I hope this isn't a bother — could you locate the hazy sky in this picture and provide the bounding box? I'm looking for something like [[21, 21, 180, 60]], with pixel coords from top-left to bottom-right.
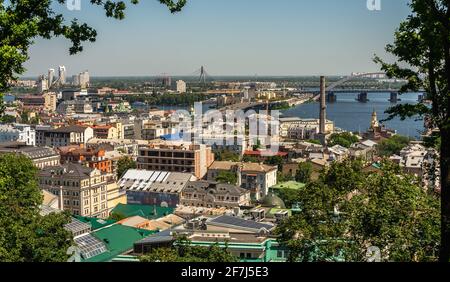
[[23, 0, 411, 77]]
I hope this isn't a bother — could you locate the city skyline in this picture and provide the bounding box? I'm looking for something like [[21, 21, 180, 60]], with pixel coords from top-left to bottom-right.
[[23, 0, 411, 77]]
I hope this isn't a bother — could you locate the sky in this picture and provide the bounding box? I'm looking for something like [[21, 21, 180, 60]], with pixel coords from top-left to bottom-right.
[[23, 0, 412, 77]]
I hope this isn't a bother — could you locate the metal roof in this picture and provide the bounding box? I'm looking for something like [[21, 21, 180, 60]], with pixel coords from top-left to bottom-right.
[[74, 233, 108, 260], [208, 215, 275, 232]]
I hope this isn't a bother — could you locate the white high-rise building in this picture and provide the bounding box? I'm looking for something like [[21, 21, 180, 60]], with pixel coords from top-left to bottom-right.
[[79, 71, 90, 88], [176, 80, 187, 93], [72, 75, 80, 86], [48, 69, 55, 88], [37, 75, 48, 93], [58, 65, 66, 85]]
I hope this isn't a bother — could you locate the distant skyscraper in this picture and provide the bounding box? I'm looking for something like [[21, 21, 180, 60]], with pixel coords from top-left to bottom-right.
[[37, 75, 48, 93], [48, 69, 55, 87], [72, 75, 80, 86], [176, 80, 186, 93], [79, 71, 90, 88], [58, 66, 66, 85]]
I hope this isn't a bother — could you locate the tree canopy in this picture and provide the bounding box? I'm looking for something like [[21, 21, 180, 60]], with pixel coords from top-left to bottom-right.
[[376, 135, 412, 156], [275, 159, 440, 262], [373, 0, 449, 261], [139, 235, 237, 262], [117, 156, 136, 179], [215, 171, 237, 185], [327, 132, 359, 148], [295, 162, 313, 184], [0, 154, 73, 262]]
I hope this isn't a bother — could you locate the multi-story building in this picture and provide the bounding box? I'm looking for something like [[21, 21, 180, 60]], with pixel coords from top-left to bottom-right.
[[0, 142, 60, 169], [176, 80, 187, 93], [141, 123, 175, 141], [390, 143, 440, 191], [57, 100, 93, 114], [48, 69, 55, 87], [35, 125, 94, 147], [0, 124, 35, 146], [92, 125, 119, 139], [87, 138, 147, 157], [207, 161, 277, 200], [198, 134, 247, 155], [58, 65, 67, 85], [279, 117, 335, 139], [17, 92, 56, 112], [137, 141, 214, 179], [58, 145, 113, 174], [180, 181, 251, 209], [38, 163, 109, 218], [118, 169, 193, 207], [79, 71, 90, 88], [37, 75, 48, 93]]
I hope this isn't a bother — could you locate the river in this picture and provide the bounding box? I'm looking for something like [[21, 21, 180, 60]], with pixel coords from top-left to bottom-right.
[[281, 92, 425, 139]]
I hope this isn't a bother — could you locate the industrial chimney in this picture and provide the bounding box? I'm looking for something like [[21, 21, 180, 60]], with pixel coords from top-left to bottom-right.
[[319, 76, 327, 146]]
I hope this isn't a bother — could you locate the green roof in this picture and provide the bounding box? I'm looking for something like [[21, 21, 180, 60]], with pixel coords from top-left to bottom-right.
[[270, 181, 306, 190], [74, 216, 117, 231], [84, 224, 156, 262], [268, 208, 292, 217], [111, 203, 174, 220]]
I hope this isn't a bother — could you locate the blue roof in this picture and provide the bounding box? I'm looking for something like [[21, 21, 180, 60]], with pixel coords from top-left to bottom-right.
[[160, 132, 183, 141]]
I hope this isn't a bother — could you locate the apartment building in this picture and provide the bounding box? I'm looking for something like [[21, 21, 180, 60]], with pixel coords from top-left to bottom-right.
[[137, 141, 214, 179], [35, 125, 94, 147], [207, 161, 277, 200], [92, 125, 119, 139], [118, 169, 193, 207], [180, 181, 251, 209], [0, 142, 60, 169], [58, 145, 113, 174], [38, 163, 109, 218], [0, 124, 35, 146]]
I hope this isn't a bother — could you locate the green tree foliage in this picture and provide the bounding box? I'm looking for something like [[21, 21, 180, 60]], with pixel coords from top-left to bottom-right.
[[108, 211, 126, 221], [275, 188, 301, 209], [277, 171, 294, 183], [117, 156, 136, 178], [214, 149, 240, 162], [242, 155, 259, 163], [264, 156, 284, 170], [275, 159, 440, 262], [0, 154, 73, 262], [373, 0, 449, 261], [295, 162, 313, 183], [376, 135, 412, 156], [304, 139, 322, 145], [252, 139, 262, 151], [215, 171, 237, 185], [328, 132, 359, 148], [139, 236, 237, 262], [0, 0, 186, 113], [0, 114, 15, 123]]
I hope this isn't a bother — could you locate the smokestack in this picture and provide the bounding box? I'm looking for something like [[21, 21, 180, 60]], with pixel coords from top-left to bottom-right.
[[319, 76, 326, 134]]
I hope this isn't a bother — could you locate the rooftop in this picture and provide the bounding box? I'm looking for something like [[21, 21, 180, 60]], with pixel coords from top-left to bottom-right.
[[270, 181, 306, 191], [119, 169, 193, 193], [111, 203, 174, 220], [84, 224, 156, 262], [74, 216, 117, 231], [208, 161, 277, 173]]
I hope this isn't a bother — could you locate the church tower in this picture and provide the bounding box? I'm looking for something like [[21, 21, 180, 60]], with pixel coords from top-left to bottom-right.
[[370, 109, 379, 129]]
